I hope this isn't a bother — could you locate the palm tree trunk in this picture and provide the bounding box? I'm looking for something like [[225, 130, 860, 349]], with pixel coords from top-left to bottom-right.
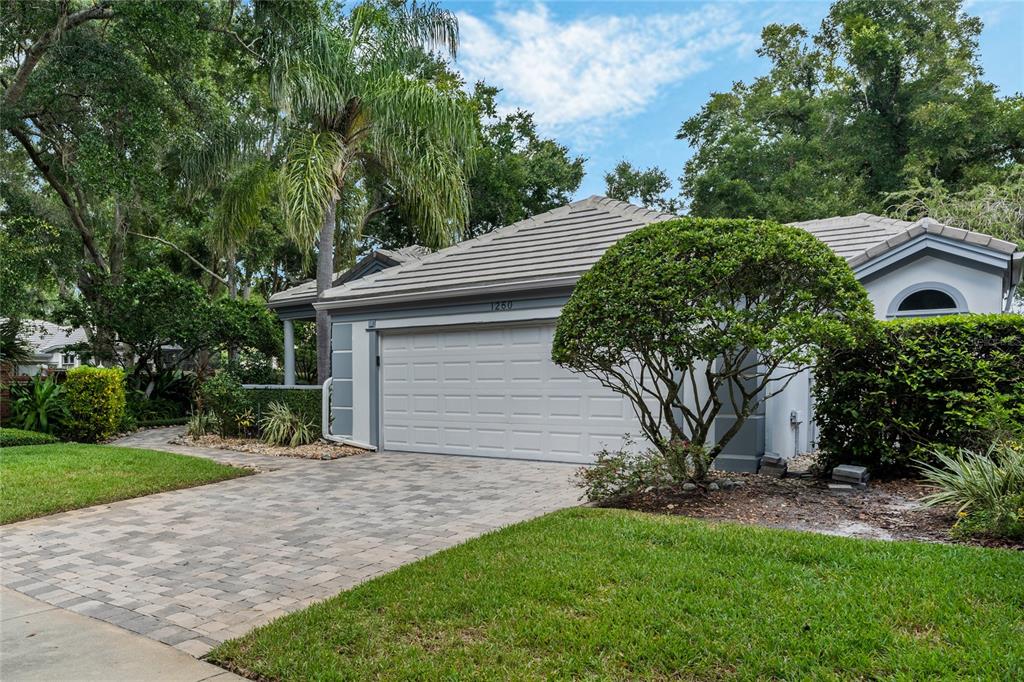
[[316, 199, 337, 384]]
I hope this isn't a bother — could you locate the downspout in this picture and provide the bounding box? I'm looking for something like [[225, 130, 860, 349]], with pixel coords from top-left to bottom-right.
[[321, 378, 377, 450], [1003, 252, 1023, 313]]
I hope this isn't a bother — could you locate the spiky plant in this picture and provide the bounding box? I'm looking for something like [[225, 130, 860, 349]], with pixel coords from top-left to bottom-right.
[[260, 401, 317, 447], [918, 443, 1024, 538]]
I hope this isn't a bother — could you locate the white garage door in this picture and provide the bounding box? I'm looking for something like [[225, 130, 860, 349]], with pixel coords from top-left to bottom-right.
[[380, 322, 642, 463]]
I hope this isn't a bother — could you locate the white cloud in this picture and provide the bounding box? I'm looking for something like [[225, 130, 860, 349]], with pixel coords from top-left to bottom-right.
[[455, 2, 755, 144]]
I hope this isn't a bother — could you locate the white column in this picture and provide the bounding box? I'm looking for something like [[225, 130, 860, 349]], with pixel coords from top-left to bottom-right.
[[283, 318, 296, 386]]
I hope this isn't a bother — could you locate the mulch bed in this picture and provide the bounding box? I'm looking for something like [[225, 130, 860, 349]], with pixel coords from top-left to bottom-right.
[[608, 458, 1021, 551], [173, 434, 367, 460]]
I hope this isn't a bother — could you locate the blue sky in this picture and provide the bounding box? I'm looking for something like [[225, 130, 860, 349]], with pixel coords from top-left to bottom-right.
[[445, 0, 1024, 198]]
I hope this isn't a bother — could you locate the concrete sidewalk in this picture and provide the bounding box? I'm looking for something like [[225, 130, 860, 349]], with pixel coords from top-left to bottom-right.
[[0, 588, 242, 682]]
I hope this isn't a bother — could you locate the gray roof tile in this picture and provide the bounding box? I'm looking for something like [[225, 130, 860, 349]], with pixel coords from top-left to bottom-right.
[[317, 196, 674, 309]]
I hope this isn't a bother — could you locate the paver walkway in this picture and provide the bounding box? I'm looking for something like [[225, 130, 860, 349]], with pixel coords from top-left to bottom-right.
[[0, 428, 579, 657]]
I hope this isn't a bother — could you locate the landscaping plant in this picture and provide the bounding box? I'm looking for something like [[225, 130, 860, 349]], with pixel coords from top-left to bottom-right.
[[63, 367, 127, 443], [0, 427, 59, 447], [918, 442, 1024, 540], [187, 411, 221, 439], [575, 442, 672, 502], [260, 402, 317, 448], [8, 375, 68, 434], [815, 314, 1024, 474], [198, 372, 252, 437], [553, 217, 871, 479]]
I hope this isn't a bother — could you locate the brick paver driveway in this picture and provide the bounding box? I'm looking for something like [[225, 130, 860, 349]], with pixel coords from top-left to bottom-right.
[[0, 428, 579, 657]]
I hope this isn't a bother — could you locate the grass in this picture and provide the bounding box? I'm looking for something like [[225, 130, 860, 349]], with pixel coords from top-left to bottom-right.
[[209, 508, 1024, 681], [0, 443, 250, 524]]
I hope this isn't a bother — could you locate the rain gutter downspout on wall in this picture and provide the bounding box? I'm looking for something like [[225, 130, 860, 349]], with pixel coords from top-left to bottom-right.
[[1004, 252, 1023, 313], [322, 378, 377, 450]]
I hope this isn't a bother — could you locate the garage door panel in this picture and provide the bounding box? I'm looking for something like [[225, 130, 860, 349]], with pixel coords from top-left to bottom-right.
[[381, 322, 642, 462]]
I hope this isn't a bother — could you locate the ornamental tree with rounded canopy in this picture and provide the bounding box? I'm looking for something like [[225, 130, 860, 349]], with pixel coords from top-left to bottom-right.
[[552, 217, 873, 479]]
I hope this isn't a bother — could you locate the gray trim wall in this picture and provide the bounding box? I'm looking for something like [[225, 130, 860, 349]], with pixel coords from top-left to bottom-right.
[[330, 322, 353, 438], [712, 355, 766, 472]]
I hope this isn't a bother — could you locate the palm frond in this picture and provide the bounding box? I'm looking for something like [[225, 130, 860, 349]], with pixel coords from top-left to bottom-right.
[[281, 130, 348, 246], [211, 159, 277, 254]]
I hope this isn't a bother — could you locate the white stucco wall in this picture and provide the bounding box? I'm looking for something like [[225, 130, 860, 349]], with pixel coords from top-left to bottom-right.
[[764, 367, 813, 459], [861, 254, 1005, 318]]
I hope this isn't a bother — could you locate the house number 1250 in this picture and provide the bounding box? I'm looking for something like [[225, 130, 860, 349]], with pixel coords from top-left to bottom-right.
[[490, 300, 513, 311]]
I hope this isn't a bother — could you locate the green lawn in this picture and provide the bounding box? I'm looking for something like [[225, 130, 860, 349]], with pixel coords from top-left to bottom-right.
[[0, 443, 249, 524], [210, 508, 1024, 681]]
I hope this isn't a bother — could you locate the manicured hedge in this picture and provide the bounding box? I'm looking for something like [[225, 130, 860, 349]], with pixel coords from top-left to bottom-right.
[[245, 387, 322, 432], [814, 314, 1024, 474], [0, 427, 59, 447], [64, 367, 128, 443]]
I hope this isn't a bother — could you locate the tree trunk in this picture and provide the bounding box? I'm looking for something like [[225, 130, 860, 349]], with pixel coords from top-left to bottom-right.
[[315, 200, 337, 384]]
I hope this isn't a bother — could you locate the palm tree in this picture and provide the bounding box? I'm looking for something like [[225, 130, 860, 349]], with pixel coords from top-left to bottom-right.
[[277, 1, 477, 382]]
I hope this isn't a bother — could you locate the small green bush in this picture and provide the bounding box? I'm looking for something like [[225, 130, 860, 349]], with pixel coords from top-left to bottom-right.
[[198, 372, 252, 436], [63, 367, 127, 443], [8, 375, 68, 434], [0, 427, 59, 447], [260, 402, 317, 447], [814, 314, 1024, 474], [576, 442, 672, 502], [918, 442, 1024, 540]]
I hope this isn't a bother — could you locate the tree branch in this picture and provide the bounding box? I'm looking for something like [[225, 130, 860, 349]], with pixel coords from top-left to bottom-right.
[[7, 125, 106, 270], [3, 2, 115, 109], [127, 231, 229, 285]]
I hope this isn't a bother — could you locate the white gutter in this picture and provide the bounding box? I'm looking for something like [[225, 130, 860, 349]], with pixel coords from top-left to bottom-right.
[[321, 378, 377, 450]]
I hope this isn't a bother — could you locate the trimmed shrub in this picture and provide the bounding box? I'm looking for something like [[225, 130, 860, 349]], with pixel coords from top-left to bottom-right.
[[814, 314, 1024, 474], [63, 366, 127, 443], [245, 388, 322, 433], [552, 216, 871, 465], [0, 427, 59, 447]]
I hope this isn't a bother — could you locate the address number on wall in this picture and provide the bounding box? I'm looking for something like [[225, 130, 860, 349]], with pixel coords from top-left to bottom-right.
[[490, 300, 514, 311]]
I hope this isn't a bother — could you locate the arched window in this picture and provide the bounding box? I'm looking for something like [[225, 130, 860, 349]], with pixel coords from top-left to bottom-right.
[[887, 283, 967, 318]]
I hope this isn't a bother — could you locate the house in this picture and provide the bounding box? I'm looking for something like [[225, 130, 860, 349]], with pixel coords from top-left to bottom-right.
[[267, 197, 1022, 467], [15, 320, 89, 376]]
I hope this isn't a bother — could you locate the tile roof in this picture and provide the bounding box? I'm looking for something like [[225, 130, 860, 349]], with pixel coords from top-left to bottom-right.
[[317, 196, 675, 310], [268, 245, 430, 309], [283, 202, 1018, 313], [787, 213, 914, 261]]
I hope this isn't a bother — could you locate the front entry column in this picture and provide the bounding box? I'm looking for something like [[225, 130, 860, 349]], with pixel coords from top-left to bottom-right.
[[283, 318, 296, 386]]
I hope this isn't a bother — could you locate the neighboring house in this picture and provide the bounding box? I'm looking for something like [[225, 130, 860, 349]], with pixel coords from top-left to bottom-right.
[[15, 320, 89, 376], [267, 197, 1023, 467]]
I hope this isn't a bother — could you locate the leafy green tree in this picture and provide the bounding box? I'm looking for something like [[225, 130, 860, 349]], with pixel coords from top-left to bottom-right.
[[59, 268, 279, 385], [277, 1, 478, 382], [887, 164, 1023, 248], [678, 0, 1023, 221], [1, 1, 270, 349], [465, 83, 584, 237], [603, 161, 680, 213], [552, 218, 872, 478]]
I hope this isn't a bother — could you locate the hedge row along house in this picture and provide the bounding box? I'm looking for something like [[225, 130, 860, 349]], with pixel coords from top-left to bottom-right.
[[266, 197, 1022, 469]]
